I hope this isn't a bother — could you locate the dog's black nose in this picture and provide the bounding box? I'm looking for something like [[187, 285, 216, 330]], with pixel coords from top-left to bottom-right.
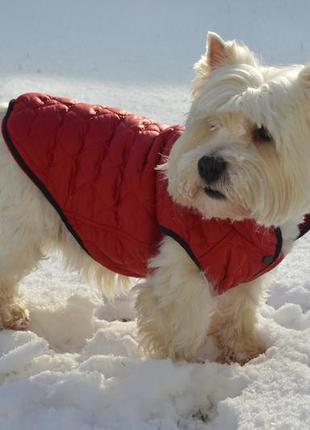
[[198, 155, 227, 184]]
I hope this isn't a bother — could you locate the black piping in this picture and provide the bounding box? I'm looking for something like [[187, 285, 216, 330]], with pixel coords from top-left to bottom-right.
[[1, 99, 90, 256], [160, 224, 284, 275], [159, 225, 202, 270], [273, 227, 283, 262], [297, 222, 310, 239]]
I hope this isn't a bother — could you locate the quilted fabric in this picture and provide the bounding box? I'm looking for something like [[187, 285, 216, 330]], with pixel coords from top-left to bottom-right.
[[2, 93, 286, 294]]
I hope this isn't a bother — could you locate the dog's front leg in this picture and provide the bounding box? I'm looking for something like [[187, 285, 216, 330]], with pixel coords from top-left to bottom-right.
[[136, 237, 214, 361], [209, 279, 267, 364]]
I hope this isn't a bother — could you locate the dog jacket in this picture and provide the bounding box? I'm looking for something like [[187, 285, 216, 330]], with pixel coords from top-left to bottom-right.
[[2, 93, 305, 294]]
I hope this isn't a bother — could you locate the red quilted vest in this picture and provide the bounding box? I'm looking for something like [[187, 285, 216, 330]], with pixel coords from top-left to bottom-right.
[[1, 93, 294, 294]]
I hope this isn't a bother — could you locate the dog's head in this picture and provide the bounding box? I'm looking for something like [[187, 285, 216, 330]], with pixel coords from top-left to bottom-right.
[[166, 32, 310, 226]]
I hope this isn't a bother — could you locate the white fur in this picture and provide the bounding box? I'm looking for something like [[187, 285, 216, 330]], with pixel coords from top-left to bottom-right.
[[0, 33, 309, 363]]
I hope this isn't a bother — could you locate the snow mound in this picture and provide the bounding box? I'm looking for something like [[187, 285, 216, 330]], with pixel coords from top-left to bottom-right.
[[0, 238, 309, 430], [0, 284, 252, 430]]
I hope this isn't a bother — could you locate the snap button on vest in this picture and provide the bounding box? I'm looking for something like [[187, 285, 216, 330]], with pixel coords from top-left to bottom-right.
[[262, 255, 274, 265]]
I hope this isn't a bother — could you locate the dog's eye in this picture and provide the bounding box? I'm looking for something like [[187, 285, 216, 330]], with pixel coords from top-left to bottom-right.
[[252, 126, 273, 143], [208, 121, 219, 132]]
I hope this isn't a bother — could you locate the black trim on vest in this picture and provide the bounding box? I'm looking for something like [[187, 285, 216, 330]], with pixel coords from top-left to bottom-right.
[[273, 227, 283, 261], [297, 222, 310, 239], [159, 225, 202, 271], [2, 98, 90, 257], [160, 224, 284, 273]]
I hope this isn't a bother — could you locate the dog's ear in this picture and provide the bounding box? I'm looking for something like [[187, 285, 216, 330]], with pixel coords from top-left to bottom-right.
[[206, 32, 228, 70], [192, 32, 258, 99], [206, 32, 257, 71], [192, 32, 228, 98], [298, 65, 310, 91]]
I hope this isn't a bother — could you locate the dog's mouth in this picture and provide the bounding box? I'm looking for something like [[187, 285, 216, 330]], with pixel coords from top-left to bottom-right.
[[204, 187, 226, 200]]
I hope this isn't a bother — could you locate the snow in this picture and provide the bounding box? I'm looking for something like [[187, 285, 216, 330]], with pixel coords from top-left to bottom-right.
[[1, 0, 310, 428]]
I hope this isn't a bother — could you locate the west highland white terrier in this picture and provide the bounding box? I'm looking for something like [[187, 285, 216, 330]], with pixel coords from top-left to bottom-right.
[[0, 32, 310, 364]]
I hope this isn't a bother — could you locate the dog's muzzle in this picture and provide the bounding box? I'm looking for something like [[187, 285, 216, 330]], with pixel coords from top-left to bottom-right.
[[198, 156, 227, 200]]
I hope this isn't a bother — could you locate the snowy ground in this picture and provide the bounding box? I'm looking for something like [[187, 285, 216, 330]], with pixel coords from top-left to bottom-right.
[[1, 1, 310, 429]]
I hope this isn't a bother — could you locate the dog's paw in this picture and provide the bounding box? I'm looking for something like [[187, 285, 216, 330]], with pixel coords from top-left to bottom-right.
[[216, 343, 265, 365], [0, 302, 30, 331]]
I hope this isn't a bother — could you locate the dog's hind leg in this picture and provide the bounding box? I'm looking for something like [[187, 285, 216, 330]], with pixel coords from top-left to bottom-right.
[[136, 236, 214, 361], [0, 137, 60, 329], [0, 220, 44, 330]]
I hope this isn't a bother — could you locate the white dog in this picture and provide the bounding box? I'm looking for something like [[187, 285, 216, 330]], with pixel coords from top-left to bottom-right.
[[0, 33, 310, 364]]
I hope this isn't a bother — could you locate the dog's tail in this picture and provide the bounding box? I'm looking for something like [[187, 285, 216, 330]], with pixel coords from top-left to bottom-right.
[[0, 102, 8, 113], [0, 103, 8, 126]]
